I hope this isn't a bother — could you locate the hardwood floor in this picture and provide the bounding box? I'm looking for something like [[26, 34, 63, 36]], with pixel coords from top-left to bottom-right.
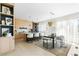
[[1, 41, 55, 56]]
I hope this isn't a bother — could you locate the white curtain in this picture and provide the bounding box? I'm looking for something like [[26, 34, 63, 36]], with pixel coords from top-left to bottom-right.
[[38, 22, 47, 32], [56, 19, 79, 45]]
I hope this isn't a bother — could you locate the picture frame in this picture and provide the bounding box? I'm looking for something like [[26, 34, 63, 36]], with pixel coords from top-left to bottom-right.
[[2, 6, 10, 14], [5, 17, 12, 25]]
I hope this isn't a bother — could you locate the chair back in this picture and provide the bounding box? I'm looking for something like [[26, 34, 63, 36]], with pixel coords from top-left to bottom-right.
[[40, 33, 45, 36], [27, 33, 33, 38], [34, 33, 39, 37]]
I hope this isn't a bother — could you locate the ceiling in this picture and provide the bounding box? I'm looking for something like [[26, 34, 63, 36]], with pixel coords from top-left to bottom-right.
[[14, 3, 79, 22]]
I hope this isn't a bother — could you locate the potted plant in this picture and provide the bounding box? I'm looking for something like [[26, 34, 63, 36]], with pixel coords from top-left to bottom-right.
[[2, 31, 7, 37]]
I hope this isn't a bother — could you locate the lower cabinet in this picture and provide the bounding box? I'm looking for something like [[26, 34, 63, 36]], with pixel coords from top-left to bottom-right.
[[0, 37, 15, 54], [15, 33, 26, 42], [9, 39, 15, 50]]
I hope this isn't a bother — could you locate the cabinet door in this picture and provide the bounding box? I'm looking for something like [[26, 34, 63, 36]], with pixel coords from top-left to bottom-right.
[[9, 37, 15, 50], [15, 33, 26, 42], [0, 37, 9, 53]]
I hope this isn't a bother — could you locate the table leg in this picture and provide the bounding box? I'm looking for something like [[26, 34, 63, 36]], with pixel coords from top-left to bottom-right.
[[52, 39, 54, 48]]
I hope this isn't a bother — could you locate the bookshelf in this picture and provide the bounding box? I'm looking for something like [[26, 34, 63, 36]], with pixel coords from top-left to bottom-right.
[[0, 3, 15, 54], [0, 3, 14, 37]]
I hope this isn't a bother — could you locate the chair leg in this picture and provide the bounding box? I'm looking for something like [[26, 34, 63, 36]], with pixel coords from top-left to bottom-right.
[[27, 38, 33, 43]]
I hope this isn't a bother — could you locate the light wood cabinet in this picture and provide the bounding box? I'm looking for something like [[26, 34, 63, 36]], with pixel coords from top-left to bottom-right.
[[15, 33, 26, 42], [0, 37, 15, 54]]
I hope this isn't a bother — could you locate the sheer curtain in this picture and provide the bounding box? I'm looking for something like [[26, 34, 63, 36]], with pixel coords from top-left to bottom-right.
[[38, 22, 47, 32], [56, 19, 79, 45]]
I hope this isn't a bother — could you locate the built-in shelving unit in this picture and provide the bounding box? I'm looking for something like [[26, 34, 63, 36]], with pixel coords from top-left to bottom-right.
[[0, 3, 14, 37], [0, 3, 15, 54]]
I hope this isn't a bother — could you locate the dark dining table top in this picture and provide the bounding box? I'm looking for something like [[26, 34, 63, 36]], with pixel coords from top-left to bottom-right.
[[43, 36, 54, 39]]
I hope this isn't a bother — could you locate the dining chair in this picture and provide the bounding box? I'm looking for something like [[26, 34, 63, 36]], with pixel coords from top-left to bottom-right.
[[40, 32, 45, 39], [27, 33, 34, 42], [55, 36, 65, 48], [43, 37, 53, 49], [34, 33, 39, 40]]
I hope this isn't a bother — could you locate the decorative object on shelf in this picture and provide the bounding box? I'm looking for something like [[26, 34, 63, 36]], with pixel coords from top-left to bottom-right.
[[75, 46, 78, 49], [2, 31, 7, 37], [74, 53, 78, 56], [2, 28, 9, 37], [2, 6, 10, 14], [2, 20, 5, 25], [5, 17, 12, 25], [6, 33, 12, 37]]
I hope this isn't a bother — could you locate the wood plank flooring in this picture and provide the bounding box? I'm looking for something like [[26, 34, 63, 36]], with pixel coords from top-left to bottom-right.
[[1, 41, 55, 56]]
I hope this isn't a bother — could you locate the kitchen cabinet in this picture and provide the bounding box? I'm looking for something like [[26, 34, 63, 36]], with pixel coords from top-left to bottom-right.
[[15, 33, 26, 42]]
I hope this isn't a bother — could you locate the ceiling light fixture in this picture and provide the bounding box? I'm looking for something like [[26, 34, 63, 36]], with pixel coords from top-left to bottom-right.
[[49, 12, 55, 15]]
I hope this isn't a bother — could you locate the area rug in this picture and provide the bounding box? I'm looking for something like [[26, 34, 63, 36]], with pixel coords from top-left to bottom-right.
[[33, 40, 71, 56]]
